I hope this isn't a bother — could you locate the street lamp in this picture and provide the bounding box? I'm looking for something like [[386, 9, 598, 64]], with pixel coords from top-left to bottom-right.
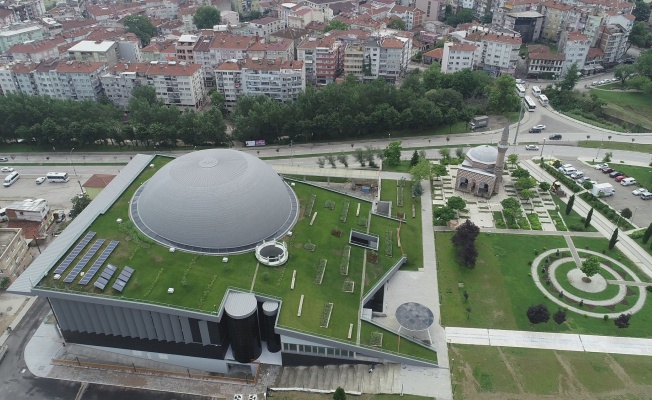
[[540, 138, 546, 157], [69, 148, 77, 177]]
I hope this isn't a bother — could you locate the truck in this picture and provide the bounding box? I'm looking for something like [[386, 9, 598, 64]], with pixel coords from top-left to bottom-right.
[[591, 183, 615, 197], [469, 116, 489, 130]]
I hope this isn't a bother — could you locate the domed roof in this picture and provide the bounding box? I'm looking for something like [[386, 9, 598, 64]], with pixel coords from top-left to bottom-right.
[[466, 145, 498, 164], [131, 149, 297, 254]]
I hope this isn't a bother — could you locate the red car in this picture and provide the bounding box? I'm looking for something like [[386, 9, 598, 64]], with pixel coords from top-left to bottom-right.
[[615, 175, 628, 182], [602, 167, 614, 174]]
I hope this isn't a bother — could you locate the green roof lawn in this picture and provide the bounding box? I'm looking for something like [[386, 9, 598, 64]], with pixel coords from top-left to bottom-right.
[[37, 158, 435, 361]]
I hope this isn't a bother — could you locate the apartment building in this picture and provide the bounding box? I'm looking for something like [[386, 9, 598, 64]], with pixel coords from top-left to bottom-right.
[[0, 23, 45, 52], [598, 12, 634, 64], [101, 61, 205, 110], [558, 30, 590, 73], [176, 34, 201, 63], [67, 40, 119, 66], [0, 228, 32, 283], [214, 58, 305, 111], [297, 36, 342, 85], [343, 43, 364, 79], [387, 5, 423, 30], [193, 34, 258, 87], [0, 61, 37, 95], [492, 0, 542, 27], [363, 35, 408, 84], [414, 0, 441, 22], [441, 43, 478, 74], [288, 7, 325, 29], [7, 38, 64, 63], [0, 0, 45, 21], [179, 6, 199, 33], [247, 39, 295, 61], [51, 61, 107, 101], [248, 17, 285, 39], [479, 33, 522, 75], [540, 1, 577, 42], [503, 11, 544, 43]]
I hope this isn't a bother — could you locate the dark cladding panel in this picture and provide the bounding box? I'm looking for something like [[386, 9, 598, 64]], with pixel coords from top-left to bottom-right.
[[50, 298, 73, 332], [112, 306, 131, 337], [198, 320, 211, 346], [95, 304, 113, 335], [69, 301, 91, 333], [224, 292, 261, 363], [150, 312, 167, 341], [83, 302, 104, 335], [169, 315, 184, 343], [122, 307, 141, 338], [103, 304, 121, 336], [188, 318, 202, 343], [131, 309, 148, 339], [262, 301, 281, 353], [159, 313, 175, 342], [140, 310, 157, 340], [206, 321, 225, 345], [179, 316, 193, 344]]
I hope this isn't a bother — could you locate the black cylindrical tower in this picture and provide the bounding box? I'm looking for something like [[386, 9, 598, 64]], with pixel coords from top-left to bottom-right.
[[262, 301, 281, 353], [225, 292, 262, 363]]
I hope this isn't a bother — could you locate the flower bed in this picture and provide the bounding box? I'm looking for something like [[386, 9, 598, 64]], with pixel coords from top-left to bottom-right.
[[370, 331, 383, 347], [324, 200, 335, 210], [527, 213, 542, 230], [320, 302, 333, 328], [304, 194, 316, 217], [340, 245, 351, 275], [385, 228, 393, 257], [340, 201, 350, 223], [314, 259, 327, 284], [342, 279, 355, 293]]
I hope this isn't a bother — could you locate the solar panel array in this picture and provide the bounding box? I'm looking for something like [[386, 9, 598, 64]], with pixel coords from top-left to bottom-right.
[[94, 264, 117, 290], [78, 241, 119, 285], [62, 239, 105, 283], [53, 232, 96, 275], [112, 266, 134, 292]]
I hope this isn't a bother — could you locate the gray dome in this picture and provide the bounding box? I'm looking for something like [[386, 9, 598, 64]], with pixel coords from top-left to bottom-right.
[[466, 145, 498, 164], [131, 149, 297, 254]]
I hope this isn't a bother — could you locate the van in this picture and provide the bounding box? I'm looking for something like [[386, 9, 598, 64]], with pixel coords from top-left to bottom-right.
[[0, 208, 6, 222], [3, 171, 19, 187], [561, 167, 578, 176], [620, 177, 636, 186], [641, 193, 652, 200]]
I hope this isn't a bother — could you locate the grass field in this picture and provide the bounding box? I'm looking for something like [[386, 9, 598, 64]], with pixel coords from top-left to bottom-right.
[[551, 196, 597, 232], [437, 232, 652, 336], [602, 164, 652, 188], [360, 321, 436, 362], [450, 345, 652, 400], [273, 392, 434, 400], [37, 160, 432, 360], [579, 140, 652, 155], [590, 89, 652, 131]]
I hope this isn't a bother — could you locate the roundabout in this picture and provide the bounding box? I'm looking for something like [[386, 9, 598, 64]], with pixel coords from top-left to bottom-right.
[[531, 248, 647, 319]]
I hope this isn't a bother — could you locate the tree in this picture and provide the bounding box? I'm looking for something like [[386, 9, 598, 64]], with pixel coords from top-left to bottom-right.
[[383, 141, 402, 166], [324, 19, 348, 32], [387, 18, 406, 30], [71, 193, 91, 216], [633, 0, 651, 22], [447, 196, 466, 213], [520, 189, 536, 202], [603, 152, 613, 162], [614, 64, 637, 85], [614, 313, 632, 329], [553, 309, 566, 325], [581, 256, 601, 280], [487, 74, 520, 113], [452, 220, 480, 246], [629, 22, 651, 49], [585, 208, 594, 228], [433, 206, 456, 225], [507, 153, 519, 168], [412, 181, 423, 197], [560, 63, 581, 92], [193, 6, 221, 29], [445, 8, 474, 26], [325, 154, 337, 168], [410, 150, 420, 166], [609, 228, 619, 249], [439, 147, 451, 160], [583, 181, 594, 190], [636, 49, 652, 80], [621, 208, 633, 219], [539, 181, 551, 192], [455, 147, 464, 159], [480, 12, 493, 24], [643, 222, 652, 244], [511, 167, 530, 179], [410, 158, 432, 181], [123, 15, 158, 46], [353, 148, 366, 166], [431, 163, 448, 180], [333, 386, 346, 400], [337, 153, 349, 167], [565, 194, 575, 215], [515, 177, 536, 191], [526, 304, 550, 324]]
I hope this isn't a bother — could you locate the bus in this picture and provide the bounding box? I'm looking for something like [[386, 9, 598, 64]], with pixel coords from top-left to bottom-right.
[[524, 96, 537, 112], [515, 84, 526, 97], [539, 94, 549, 106], [46, 172, 70, 183], [532, 86, 541, 98]]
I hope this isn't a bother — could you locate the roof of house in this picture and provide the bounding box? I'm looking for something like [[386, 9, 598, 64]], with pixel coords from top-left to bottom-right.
[[567, 31, 588, 41], [541, 1, 573, 11], [390, 5, 417, 13], [483, 33, 522, 45], [59, 19, 99, 31], [7, 220, 42, 240], [423, 47, 444, 59], [249, 16, 282, 25], [240, 58, 303, 71], [8, 38, 65, 54], [56, 61, 106, 73], [450, 43, 478, 51], [329, 1, 356, 14], [271, 27, 309, 40], [587, 47, 605, 58], [529, 51, 565, 60], [216, 60, 241, 71], [68, 40, 116, 53], [83, 174, 116, 188], [381, 37, 404, 49], [107, 62, 202, 76], [210, 34, 258, 49], [248, 39, 294, 51], [297, 36, 336, 49]]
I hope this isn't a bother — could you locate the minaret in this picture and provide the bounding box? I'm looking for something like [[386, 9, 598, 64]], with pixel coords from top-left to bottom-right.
[[494, 125, 510, 194]]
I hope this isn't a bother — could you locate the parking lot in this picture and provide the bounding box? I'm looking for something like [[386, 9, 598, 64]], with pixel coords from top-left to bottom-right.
[[557, 158, 652, 229]]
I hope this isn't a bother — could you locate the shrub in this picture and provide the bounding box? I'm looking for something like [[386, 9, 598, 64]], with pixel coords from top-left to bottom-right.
[[527, 304, 550, 324], [603, 315, 609, 321], [553, 309, 566, 324], [331, 228, 342, 237], [614, 313, 631, 329]]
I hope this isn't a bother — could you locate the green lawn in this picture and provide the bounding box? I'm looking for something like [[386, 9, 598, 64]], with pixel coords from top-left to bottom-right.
[[360, 321, 436, 363], [275, 393, 434, 400], [569, 236, 651, 283], [579, 140, 652, 154], [551, 261, 623, 302], [590, 88, 652, 131], [552, 196, 597, 232], [451, 345, 652, 399], [382, 160, 413, 173], [629, 232, 652, 258], [604, 164, 652, 188], [437, 232, 652, 337]]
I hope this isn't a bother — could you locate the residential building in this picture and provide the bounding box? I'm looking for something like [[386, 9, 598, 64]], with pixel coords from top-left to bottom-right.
[[503, 11, 544, 43], [583, 47, 605, 74], [288, 7, 325, 29], [221, 10, 239, 26], [0, 61, 37, 95], [248, 17, 285, 39], [193, 34, 258, 87], [179, 6, 200, 33], [176, 34, 201, 63], [334, 13, 386, 31], [363, 35, 409, 84], [0, 8, 16, 26], [302, 0, 341, 20], [387, 5, 423, 30], [270, 27, 310, 48], [414, 0, 440, 22], [583, 14, 604, 47], [4, 198, 52, 243], [0, 23, 46, 53], [7, 38, 64, 63], [67, 41, 119, 66], [558, 30, 589, 73], [526, 46, 565, 78], [115, 36, 143, 63], [141, 42, 172, 62], [297, 36, 342, 85], [422, 47, 444, 65], [214, 58, 305, 111], [597, 13, 634, 64], [0, 228, 32, 283], [441, 43, 478, 73], [52, 61, 107, 101], [540, 1, 576, 42], [247, 39, 295, 61], [492, 0, 542, 27], [479, 33, 521, 75], [343, 43, 364, 79], [0, 0, 46, 21], [101, 61, 205, 110]]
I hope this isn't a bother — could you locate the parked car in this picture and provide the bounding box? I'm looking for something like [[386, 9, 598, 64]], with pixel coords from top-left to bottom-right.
[[641, 193, 652, 200], [532, 124, 546, 130], [632, 187, 650, 196], [55, 211, 66, 223], [525, 145, 539, 150], [549, 134, 562, 140], [1, 167, 14, 173], [35, 177, 45, 184], [516, 79, 525, 84], [594, 163, 609, 170], [0, 157, 8, 162], [614, 175, 628, 182], [609, 171, 624, 178], [591, 81, 598, 86], [602, 167, 614, 174], [570, 171, 584, 179], [529, 128, 542, 133], [576, 177, 588, 184], [620, 177, 636, 186]]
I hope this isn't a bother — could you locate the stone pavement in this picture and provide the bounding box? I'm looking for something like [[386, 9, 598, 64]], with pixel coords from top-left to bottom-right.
[[446, 327, 652, 356]]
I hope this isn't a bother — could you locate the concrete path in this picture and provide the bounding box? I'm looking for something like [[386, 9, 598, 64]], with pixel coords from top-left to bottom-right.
[[564, 235, 583, 266], [433, 226, 604, 237], [446, 327, 652, 356]]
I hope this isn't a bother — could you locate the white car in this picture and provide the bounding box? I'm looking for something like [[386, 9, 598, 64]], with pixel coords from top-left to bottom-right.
[[591, 81, 598, 86], [1, 167, 14, 173], [525, 145, 539, 150], [532, 124, 546, 130], [632, 188, 651, 196], [594, 163, 609, 170], [570, 171, 584, 179], [515, 79, 525, 84], [35, 177, 45, 184]]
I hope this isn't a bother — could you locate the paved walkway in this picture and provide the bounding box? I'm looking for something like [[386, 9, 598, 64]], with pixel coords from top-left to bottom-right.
[[446, 327, 652, 356], [433, 226, 604, 237], [564, 235, 583, 266]]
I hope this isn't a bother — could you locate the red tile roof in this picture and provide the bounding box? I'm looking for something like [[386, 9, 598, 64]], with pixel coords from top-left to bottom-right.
[[450, 44, 477, 51], [484, 33, 522, 45], [567, 31, 588, 41], [423, 47, 444, 59], [8, 38, 64, 54]]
